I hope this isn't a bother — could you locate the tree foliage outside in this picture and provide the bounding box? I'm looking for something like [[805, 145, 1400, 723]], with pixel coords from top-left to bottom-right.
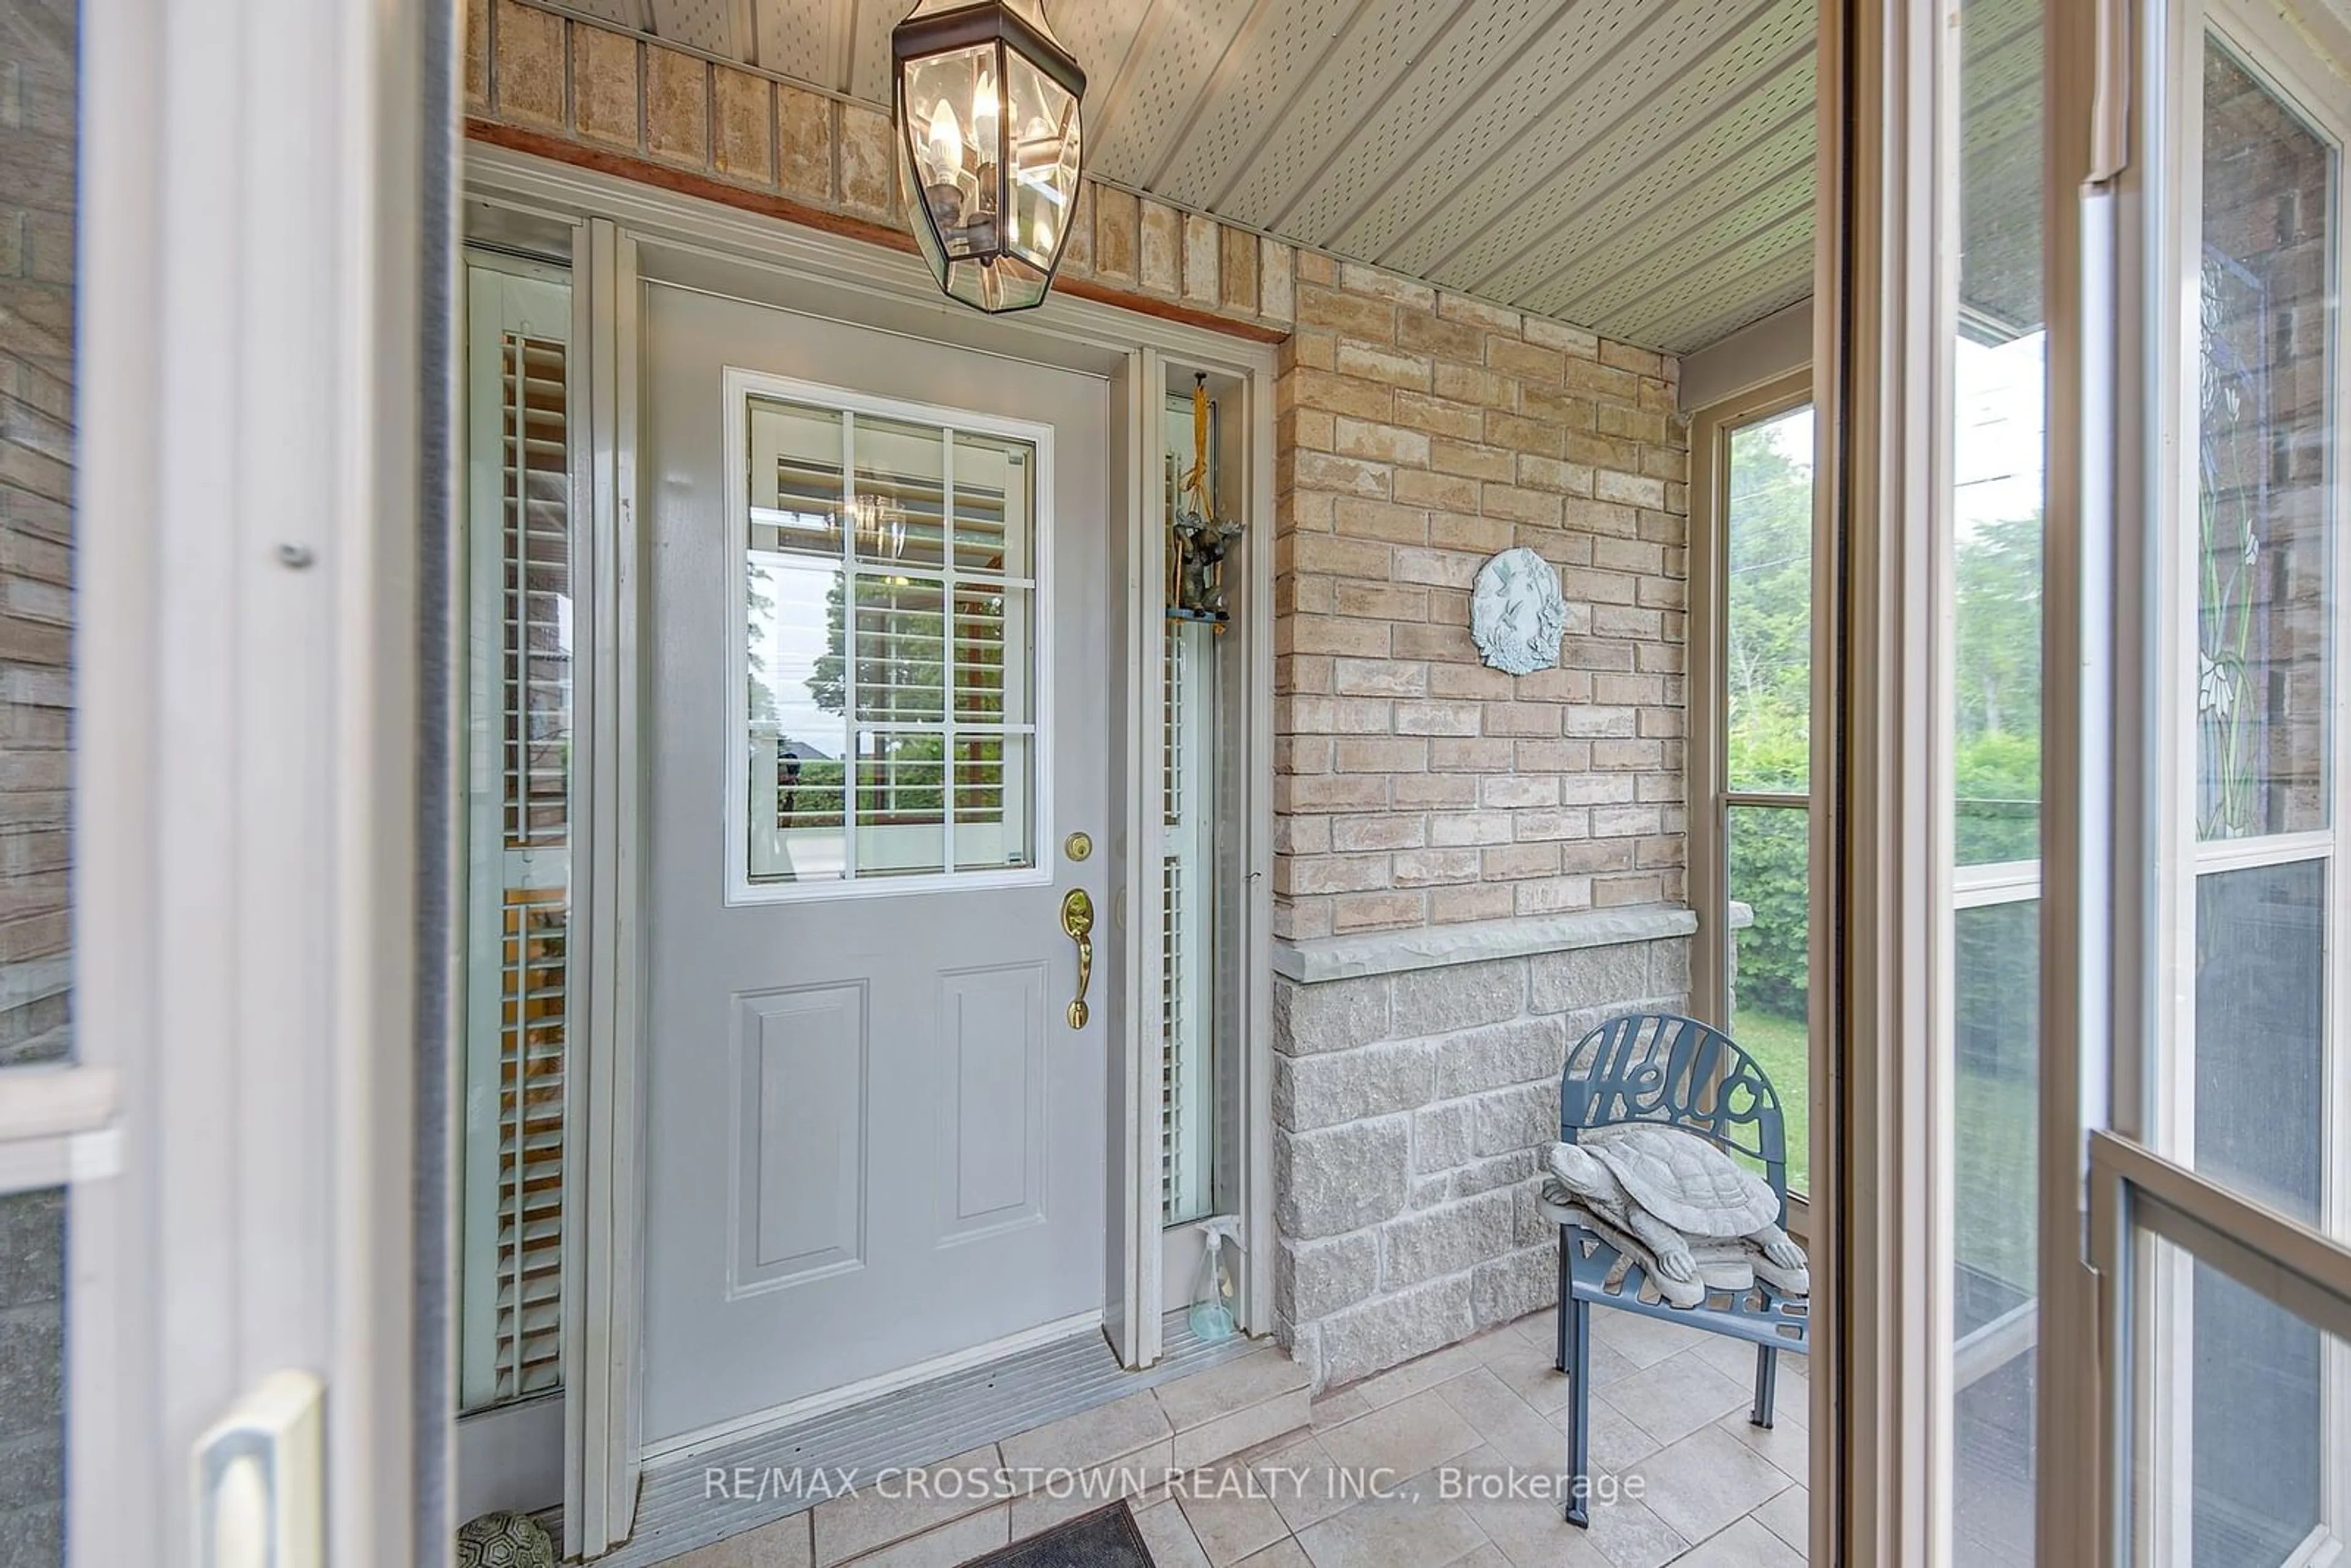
[[1722, 416, 1815, 795], [776, 569, 1010, 830], [1722, 418, 2044, 1039], [1729, 807, 1809, 1021]]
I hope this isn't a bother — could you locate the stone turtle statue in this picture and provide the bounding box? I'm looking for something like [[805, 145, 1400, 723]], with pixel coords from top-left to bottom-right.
[[1547, 1122, 1809, 1306], [456, 1510, 555, 1568]]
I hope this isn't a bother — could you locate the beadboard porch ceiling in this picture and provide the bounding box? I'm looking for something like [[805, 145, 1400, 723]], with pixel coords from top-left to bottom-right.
[[550, 0, 2045, 356]]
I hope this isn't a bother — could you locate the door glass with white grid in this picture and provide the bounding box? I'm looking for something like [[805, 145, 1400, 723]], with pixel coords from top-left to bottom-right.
[[740, 396, 1036, 893]]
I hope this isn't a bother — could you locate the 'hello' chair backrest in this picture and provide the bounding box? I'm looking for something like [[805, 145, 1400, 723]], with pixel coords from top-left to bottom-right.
[[1557, 1012, 1790, 1212]]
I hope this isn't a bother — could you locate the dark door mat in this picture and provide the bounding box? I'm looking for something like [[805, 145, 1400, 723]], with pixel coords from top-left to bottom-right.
[[962, 1502, 1157, 1567]]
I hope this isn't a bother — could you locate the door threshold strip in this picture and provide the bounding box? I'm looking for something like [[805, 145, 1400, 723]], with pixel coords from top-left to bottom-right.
[[642, 1309, 1109, 1463], [593, 1310, 1257, 1567]]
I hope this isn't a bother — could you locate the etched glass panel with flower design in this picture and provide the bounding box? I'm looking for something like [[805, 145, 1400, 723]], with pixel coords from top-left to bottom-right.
[[2170, 36, 2342, 1561], [2194, 42, 2335, 842]]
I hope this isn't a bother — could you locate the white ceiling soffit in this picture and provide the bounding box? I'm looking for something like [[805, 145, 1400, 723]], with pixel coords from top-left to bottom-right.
[[590, 0, 1853, 356]]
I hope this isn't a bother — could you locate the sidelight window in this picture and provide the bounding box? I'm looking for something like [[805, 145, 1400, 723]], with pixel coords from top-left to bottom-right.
[[459, 255, 576, 1413]]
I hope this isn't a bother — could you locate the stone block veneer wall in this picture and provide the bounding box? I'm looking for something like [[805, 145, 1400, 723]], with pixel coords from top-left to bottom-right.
[[1272, 913, 1692, 1390]]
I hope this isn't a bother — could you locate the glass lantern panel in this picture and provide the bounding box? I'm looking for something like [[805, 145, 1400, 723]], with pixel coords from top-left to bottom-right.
[[899, 43, 999, 264], [945, 253, 1049, 313], [1003, 49, 1079, 273], [903, 164, 954, 296]]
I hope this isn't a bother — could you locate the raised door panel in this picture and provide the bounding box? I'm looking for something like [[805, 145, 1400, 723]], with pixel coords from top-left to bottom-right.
[[937, 962, 1048, 1242], [733, 984, 869, 1293]]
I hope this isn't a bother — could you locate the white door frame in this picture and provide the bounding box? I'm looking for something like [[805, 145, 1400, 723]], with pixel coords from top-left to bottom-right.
[[70, 0, 444, 1561], [462, 144, 1277, 1558]]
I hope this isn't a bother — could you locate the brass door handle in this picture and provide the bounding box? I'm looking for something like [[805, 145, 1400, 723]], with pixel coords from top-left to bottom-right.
[[1060, 888, 1094, 1029]]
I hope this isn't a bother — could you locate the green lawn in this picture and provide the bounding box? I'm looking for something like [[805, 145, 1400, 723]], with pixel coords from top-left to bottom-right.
[[1727, 1005, 1811, 1193], [1725, 1006, 2039, 1294]]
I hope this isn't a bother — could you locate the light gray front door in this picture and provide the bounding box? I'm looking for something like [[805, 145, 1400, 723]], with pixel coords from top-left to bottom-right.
[[640, 284, 1112, 1448]]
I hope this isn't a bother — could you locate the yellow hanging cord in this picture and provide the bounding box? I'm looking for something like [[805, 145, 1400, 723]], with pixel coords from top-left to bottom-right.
[[1183, 374, 1211, 512]]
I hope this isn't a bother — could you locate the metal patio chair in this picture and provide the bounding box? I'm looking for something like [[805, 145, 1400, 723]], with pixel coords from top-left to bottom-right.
[[1550, 1012, 1809, 1527]]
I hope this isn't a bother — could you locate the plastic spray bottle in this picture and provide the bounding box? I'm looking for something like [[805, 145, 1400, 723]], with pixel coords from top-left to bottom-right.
[[1188, 1217, 1241, 1343]]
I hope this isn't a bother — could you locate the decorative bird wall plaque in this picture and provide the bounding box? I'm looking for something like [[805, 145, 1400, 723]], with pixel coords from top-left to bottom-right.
[[1469, 547, 1567, 676]]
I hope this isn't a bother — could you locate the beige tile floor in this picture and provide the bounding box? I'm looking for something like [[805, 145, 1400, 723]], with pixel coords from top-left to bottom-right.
[[1137, 1307, 1809, 1568], [658, 1310, 1804, 1568]]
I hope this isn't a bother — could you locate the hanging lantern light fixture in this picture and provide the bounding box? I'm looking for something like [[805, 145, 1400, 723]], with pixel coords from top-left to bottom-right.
[[892, 0, 1086, 314]]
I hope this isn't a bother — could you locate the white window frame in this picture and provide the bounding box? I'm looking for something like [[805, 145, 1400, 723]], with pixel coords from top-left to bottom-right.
[[2143, 4, 2351, 1560], [722, 370, 1058, 906], [1687, 368, 1816, 1032], [0, 1068, 119, 1196], [460, 255, 578, 1419], [1688, 370, 1818, 1243], [2148, 2, 2350, 1186]]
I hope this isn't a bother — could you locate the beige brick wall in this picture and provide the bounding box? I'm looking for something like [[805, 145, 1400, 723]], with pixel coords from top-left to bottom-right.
[[1273, 259, 1689, 941], [0, 0, 72, 1070], [0, 1, 70, 1559]]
